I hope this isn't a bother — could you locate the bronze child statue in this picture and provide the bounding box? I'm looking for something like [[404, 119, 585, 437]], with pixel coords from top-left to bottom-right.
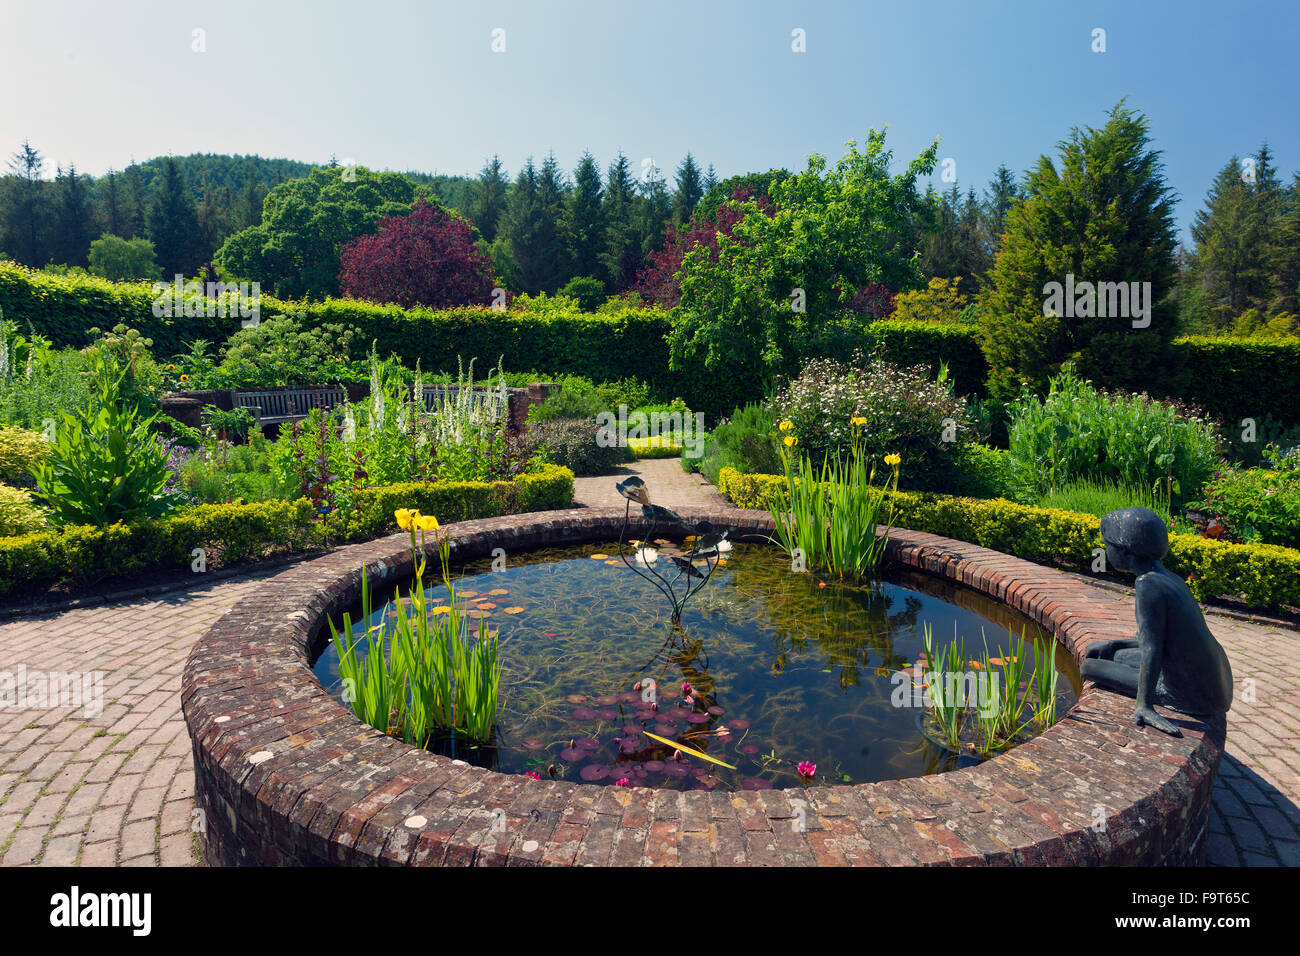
[[1080, 507, 1233, 736]]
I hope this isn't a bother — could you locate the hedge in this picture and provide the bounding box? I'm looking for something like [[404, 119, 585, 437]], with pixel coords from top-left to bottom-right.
[[7, 260, 1298, 427], [717, 467, 1300, 609], [0, 464, 573, 598], [0, 260, 676, 391]]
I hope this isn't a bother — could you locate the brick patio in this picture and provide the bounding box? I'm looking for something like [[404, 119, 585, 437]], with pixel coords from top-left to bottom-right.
[[1, 457, 1297, 865]]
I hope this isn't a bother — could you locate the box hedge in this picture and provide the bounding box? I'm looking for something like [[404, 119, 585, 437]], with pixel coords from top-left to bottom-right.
[[0, 464, 573, 599], [717, 467, 1300, 609]]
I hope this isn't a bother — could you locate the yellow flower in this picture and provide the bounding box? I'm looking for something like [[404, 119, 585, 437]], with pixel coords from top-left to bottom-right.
[[179, 374, 190, 383], [784, 435, 797, 447], [395, 508, 414, 530], [416, 514, 439, 532], [851, 416, 867, 427], [779, 420, 793, 432], [885, 453, 901, 467]]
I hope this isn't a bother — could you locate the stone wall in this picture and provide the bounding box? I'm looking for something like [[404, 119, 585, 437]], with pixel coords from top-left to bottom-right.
[[183, 508, 1225, 866]]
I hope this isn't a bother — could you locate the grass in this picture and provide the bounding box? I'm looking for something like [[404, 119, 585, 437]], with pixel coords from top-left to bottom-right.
[[1034, 476, 1172, 521]]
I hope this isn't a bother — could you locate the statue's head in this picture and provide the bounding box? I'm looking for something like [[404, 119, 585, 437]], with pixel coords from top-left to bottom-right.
[[1100, 507, 1169, 572]]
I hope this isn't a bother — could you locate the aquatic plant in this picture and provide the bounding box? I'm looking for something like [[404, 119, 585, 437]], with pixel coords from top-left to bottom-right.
[[768, 417, 900, 578], [329, 508, 500, 747], [918, 623, 1062, 758]]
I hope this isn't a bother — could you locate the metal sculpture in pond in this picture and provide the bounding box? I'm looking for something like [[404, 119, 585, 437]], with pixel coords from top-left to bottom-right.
[[1080, 507, 1234, 736], [615, 476, 727, 623]]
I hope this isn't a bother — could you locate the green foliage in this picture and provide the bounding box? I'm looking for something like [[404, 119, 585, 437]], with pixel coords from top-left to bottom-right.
[[0, 484, 47, 536], [669, 131, 938, 416], [87, 234, 161, 282], [770, 355, 973, 493], [1034, 477, 1172, 522], [1167, 335, 1300, 428], [1005, 365, 1221, 505], [559, 276, 607, 311], [717, 467, 1300, 608], [698, 403, 780, 486], [979, 103, 1179, 399], [0, 466, 573, 597], [1190, 452, 1300, 549], [891, 277, 971, 323], [522, 418, 630, 476], [215, 166, 419, 300], [0, 425, 48, 486], [332, 528, 500, 746], [208, 314, 358, 388], [82, 323, 164, 409], [32, 355, 175, 527]]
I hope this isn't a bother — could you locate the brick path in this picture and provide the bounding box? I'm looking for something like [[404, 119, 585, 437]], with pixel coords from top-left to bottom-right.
[[1, 457, 1296, 865]]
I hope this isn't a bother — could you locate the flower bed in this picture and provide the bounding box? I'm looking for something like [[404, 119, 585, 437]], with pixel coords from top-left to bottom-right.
[[183, 508, 1223, 867]]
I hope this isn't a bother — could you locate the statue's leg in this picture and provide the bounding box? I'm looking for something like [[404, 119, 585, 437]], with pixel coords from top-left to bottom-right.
[[1080, 658, 1140, 696]]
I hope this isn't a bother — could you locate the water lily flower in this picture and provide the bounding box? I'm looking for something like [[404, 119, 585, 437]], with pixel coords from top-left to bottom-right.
[[616, 778, 630, 787], [682, 682, 694, 697], [524, 771, 541, 780], [797, 761, 817, 779], [634, 546, 658, 565]]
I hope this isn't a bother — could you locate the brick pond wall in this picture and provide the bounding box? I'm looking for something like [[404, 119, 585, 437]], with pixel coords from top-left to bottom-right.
[[182, 508, 1225, 866]]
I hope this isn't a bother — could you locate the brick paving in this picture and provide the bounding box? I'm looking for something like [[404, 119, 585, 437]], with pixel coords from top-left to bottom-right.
[[1, 455, 1296, 865]]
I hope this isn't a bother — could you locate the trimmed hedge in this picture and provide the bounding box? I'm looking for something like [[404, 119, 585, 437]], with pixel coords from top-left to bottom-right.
[[7, 260, 1298, 427], [0, 464, 573, 599], [717, 467, 1300, 609], [0, 260, 676, 392]]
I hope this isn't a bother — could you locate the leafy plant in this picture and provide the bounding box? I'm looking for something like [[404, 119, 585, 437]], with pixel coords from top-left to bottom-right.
[[31, 354, 176, 527], [330, 509, 500, 746]]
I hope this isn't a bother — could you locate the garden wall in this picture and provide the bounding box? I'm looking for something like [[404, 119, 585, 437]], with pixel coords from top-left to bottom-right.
[[184, 508, 1224, 867]]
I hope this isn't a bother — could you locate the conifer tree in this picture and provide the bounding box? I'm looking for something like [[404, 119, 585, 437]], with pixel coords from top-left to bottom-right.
[[147, 158, 205, 277], [562, 151, 606, 285], [469, 155, 509, 243], [672, 153, 704, 227]]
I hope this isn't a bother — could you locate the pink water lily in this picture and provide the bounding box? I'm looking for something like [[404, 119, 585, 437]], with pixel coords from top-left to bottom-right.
[[524, 771, 541, 780], [616, 777, 630, 787], [797, 761, 817, 779]]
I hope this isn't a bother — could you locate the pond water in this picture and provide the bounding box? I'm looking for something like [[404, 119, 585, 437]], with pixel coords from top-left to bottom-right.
[[313, 540, 1080, 791]]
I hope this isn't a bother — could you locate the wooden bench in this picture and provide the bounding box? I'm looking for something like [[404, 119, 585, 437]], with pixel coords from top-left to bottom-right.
[[232, 386, 347, 426]]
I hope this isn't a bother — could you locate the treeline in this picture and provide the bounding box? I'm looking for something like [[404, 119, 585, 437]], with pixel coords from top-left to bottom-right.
[[1178, 145, 1300, 335]]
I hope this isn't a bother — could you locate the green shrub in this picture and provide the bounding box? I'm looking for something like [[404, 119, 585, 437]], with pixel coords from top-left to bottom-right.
[[1034, 477, 1172, 522], [32, 356, 176, 527], [1169, 336, 1300, 428], [207, 314, 360, 388], [770, 354, 973, 492], [0, 466, 574, 598], [949, 443, 1017, 500], [0, 425, 48, 486], [716, 467, 1300, 609], [0, 485, 47, 536], [1005, 365, 1220, 506], [698, 403, 780, 485], [1190, 455, 1300, 549], [559, 276, 607, 312], [522, 419, 629, 476]]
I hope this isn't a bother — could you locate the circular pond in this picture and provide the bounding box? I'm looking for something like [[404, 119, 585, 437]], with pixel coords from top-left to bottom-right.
[[313, 539, 1080, 791]]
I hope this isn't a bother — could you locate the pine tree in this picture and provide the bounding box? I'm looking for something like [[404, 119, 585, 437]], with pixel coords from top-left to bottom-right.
[[672, 153, 704, 228], [1266, 174, 1300, 316], [3, 140, 48, 266], [562, 151, 606, 285], [469, 155, 509, 243], [980, 103, 1179, 398], [147, 157, 205, 277], [1189, 157, 1272, 324], [636, 158, 672, 259], [981, 164, 1022, 251], [497, 157, 567, 294], [603, 151, 642, 290], [52, 163, 95, 267], [702, 163, 719, 195], [100, 169, 124, 238], [123, 160, 147, 239]]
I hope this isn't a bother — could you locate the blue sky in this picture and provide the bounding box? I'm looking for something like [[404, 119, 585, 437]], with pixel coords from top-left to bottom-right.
[[2, 0, 1296, 241]]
